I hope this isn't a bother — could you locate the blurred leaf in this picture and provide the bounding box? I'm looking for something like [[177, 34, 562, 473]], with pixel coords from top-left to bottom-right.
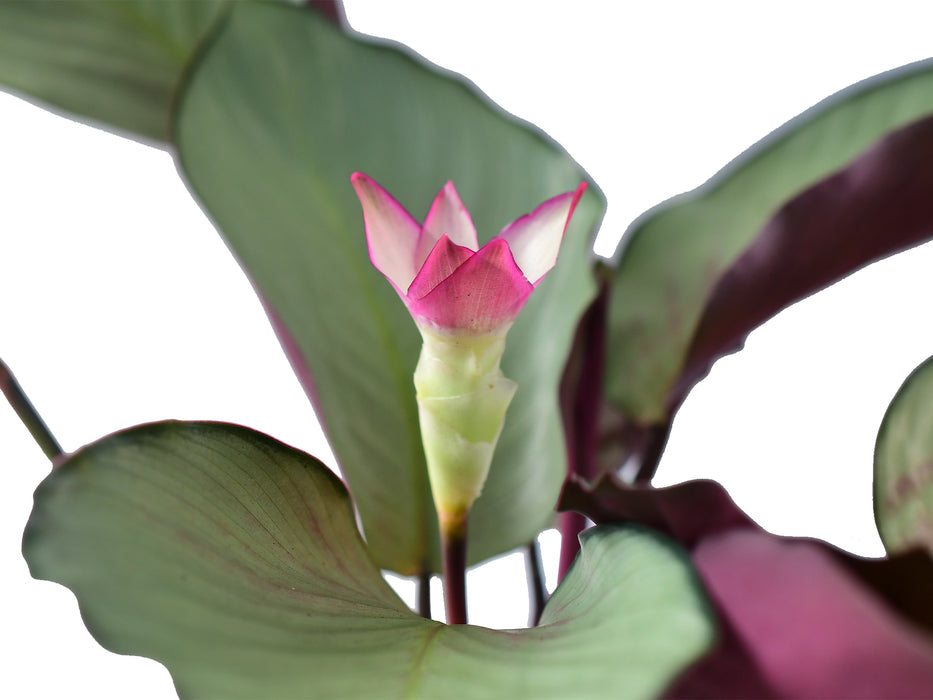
[[25, 421, 713, 699], [840, 547, 933, 635], [677, 530, 933, 698], [173, 2, 605, 573], [565, 477, 933, 697], [875, 354, 933, 555], [605, 60, 933, 467], [0, 1, 344, 144], [0, 0, 225, 143]]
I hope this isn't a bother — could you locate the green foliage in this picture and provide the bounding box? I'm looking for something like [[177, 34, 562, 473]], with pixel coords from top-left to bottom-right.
[[25, 421, 714, 699], [0, 0, 225, 143], [173, 2, 604, 574], [875, 354, 933, 555], [5, 3, 933, 697], [606, 60, 933, 426]]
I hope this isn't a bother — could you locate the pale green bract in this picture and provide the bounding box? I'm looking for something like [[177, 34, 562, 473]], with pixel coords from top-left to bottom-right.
[[415, 328, 516, 524]]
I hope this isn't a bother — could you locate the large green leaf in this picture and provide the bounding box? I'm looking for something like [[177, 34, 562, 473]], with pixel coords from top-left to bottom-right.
[[875, 354, 933, 555], [0, 0, 226, 144], [172, 2, 605, 573], [25, 421, 714, 699], [606, 60, 933, 429]]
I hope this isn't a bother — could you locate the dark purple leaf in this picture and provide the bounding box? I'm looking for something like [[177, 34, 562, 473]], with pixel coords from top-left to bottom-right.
[[557, 272, 610, 573], [559, 474, 755, 548], [837, 546, 933, 634]]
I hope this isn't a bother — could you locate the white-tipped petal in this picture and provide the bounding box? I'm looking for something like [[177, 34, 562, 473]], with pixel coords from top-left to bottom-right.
[[417, 181, 479, 268], [498, 182, 587, 285], [351, 172, 422, 290]]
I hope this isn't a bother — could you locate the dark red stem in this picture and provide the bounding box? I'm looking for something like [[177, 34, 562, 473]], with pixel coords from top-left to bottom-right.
[[557, 269, 610, 581], [441, 518, 468, 625], [558, 511, 589, 580], [416, 569, 432, 619], [525, 539, 547, 626]]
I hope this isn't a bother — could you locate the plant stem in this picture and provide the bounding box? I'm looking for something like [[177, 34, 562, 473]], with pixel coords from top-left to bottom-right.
[[524, 538, 547, 626], [416, 569, 432, 620], [633, 419, 673, 483], [0, 356, 62, 461], [558, 510, 589, 581], [440, 513, 468, 625], [557, 269, 610, 582]]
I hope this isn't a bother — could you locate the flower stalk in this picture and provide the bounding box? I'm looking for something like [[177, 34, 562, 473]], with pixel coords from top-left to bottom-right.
[[352, 173, 586, 624], [414, 328, 516, 624], [441, 514, 469, 625]]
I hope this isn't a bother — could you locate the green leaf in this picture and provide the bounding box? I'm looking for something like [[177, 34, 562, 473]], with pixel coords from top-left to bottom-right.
[[0, 0, 228, 144], [667, 115, 933, 428], [606, 60, 933, 427], [875, 354, 933, 555], [172, 2, 605, 573], [25, 421, 714, 699]]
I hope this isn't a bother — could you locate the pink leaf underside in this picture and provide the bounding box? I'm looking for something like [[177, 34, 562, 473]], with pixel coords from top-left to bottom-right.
[[416, 181, 479, 266], [407, 238, 533, 333], [694, 530, 933, 699], [499, 182, 587, 285], [351, 172, 421, 291], [561, 477, 933, 698]]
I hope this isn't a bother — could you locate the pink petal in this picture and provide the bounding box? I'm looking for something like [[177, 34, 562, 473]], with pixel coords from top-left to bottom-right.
[[408, 238, 533, 334], [407, 234, 474, 300], [351, 172, 422, 291], [498, 182, 587, 285], [417, 181, 479, 268]]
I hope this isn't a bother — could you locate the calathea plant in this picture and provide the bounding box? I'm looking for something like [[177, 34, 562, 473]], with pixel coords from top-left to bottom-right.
[[3, 1, 933, 698]]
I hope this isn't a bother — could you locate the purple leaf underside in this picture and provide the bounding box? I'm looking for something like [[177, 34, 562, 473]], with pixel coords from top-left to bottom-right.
[[560, 476, 933, 698], [559, 475, 755, 548], [685, 531, 933, 699], [671, 114, 933, 411]]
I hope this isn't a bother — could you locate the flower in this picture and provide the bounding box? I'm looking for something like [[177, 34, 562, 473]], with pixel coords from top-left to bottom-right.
[[351, 173, 587, 335], [351, 173, 588, 529]]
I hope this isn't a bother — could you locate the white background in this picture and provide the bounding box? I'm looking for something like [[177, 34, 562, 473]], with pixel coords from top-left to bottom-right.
[[3, 2, 933, 697]]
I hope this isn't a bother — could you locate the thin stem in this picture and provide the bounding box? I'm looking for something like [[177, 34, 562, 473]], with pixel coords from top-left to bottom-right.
[[0, 356, 62, 461], [415, 569, 432, 620], [633, 419, 673, 483], [557, 269, 609, 583], [440, 514, 468, 625], [524, 539, 547, 626], [558, 510, 588, 581]]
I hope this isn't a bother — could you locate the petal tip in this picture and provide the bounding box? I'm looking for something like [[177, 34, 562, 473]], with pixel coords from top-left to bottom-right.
[[351, 173, 422, 291], [420, 179, 479, 255], [350, 171, 371, 188], [572, 181, 588, 208], [498, 182, 589, 286]]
